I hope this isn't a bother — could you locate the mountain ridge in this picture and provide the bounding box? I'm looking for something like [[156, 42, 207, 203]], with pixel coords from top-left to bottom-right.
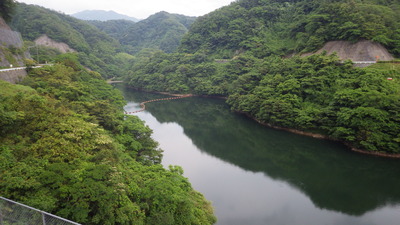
[[93, 11, 197, 54], [71, 10, 140, 22]]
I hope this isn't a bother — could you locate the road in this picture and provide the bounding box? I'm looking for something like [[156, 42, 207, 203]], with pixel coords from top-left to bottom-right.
[[0, 64, 51, 72]]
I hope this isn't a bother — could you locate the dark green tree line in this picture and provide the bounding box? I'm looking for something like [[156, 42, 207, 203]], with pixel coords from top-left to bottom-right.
[[0, 0, 15, 22]]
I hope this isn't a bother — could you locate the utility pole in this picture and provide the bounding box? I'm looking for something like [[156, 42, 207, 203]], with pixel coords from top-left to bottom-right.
[[36, 45, 39, 63]]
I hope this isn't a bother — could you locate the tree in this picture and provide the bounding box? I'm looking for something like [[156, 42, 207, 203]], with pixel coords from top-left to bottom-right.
[[0, 0, 16, 22]]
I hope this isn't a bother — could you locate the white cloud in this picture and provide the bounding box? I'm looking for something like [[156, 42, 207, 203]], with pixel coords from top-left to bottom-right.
[[17, 0, 236, 19]]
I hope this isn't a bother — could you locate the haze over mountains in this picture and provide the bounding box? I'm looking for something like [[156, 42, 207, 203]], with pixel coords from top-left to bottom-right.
[[72, 10, 140, 22]]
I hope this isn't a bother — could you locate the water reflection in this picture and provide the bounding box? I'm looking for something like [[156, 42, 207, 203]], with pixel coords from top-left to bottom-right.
[[119, 86, 400, 223]]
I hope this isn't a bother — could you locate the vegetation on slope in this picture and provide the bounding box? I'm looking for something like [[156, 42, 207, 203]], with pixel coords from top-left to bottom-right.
[[127, 50, 400, 154], [0, 0, 16, 22], [0, 55, 216, 224], [125, 0, 400, 154], [118, 11, 196, 54], [10, 3, 128, 78], [88, 19, 136, 41], [180, 0, 400, 58], [88, 12, 196, 55]]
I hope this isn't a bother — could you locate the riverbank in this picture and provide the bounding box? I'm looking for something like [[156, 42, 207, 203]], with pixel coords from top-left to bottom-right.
[[237, 111, 400, 159], [117, 84, 400, 159]]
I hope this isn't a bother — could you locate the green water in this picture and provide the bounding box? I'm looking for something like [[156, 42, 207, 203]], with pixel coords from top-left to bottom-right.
[[119, 85, 400, 225]]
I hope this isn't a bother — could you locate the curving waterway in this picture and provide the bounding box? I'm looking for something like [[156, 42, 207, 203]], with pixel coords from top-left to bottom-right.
[[117, 85, 400, 225]]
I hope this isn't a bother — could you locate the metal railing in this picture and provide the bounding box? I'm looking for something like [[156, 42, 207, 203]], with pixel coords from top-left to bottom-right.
[[0, 197, 81, 225]]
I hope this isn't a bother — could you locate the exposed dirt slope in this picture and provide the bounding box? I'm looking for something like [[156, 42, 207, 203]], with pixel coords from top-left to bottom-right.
[[304, 40, 394, 61], [34, 35, 76, 53]]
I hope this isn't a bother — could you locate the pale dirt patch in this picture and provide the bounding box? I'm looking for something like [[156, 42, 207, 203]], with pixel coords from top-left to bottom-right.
[[34, 35, 76, 54], [303, 40, 394, 61]]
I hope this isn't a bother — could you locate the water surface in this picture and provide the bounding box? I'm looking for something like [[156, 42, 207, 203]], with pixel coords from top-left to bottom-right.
[[118, 86, 400, 225]]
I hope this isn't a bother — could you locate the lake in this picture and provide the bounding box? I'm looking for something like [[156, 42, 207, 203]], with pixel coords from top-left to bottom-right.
[[118, 85, 400, 225]]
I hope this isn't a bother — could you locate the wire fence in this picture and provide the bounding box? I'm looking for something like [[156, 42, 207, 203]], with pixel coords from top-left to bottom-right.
[[0, 197, 81, 225]]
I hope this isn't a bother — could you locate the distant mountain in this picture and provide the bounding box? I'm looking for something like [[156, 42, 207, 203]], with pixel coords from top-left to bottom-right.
[[72, 10, 139, 22], [118, 11, 197, 54], [88, 11, 196, 54], [88, 19, 136, 41]]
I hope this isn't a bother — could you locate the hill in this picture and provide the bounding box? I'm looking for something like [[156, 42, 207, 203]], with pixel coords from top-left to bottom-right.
[[72, 10, 139, 22], [180, 0, 400, 58], [88, 19, 136, 41], [0, 58, 216, 224], [1, 3, 218, 224], [125, 0, 400, 155], [118, 11, 196, 54], [10, 3, 128, 78], [83, 11, 196, 54]]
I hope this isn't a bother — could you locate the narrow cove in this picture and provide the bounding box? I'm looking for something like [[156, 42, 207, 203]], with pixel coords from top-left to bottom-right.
[[117, 85, 400, 225]]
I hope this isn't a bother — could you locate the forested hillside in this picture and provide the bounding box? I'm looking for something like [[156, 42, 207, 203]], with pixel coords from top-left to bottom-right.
[[117, 11, 196, 54], [0, 0, 15, 22], [125, 0, 400, 155], [88, 19, 136, 41], [0, 55, 216, 224], [10, 3, 129, 78], [180, 0, 400, 58], [88, 12, 195, 54]]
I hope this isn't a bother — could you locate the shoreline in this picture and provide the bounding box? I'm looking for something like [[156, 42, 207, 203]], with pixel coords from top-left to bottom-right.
[[239, 111, 400, 159], [118, 84, 400, 159]]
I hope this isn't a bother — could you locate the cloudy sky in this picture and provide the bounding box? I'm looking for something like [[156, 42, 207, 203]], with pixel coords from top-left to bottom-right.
[[17, 0, 236, 19]]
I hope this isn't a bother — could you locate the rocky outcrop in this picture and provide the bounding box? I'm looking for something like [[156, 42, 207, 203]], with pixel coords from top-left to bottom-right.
[[0, 17, 23, 48], [0, 17, 30, 67], [304, 40, 394, 62], [34, 35, 76, 53]]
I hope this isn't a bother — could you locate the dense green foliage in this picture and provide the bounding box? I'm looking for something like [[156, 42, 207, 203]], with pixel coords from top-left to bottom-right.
[[125, 0, 400, 154], [127, 51, 224, 94], [88, 19, 136, 41], [118, 12, 196, 54], [0, 56, 216, 224], [0, 0, 16, 22], [228, 54, 400, 153], [127, 51, 400, 153], [10, 3, 128, 78], [88, 12, 195, 55], [180, 0, 400, 58]]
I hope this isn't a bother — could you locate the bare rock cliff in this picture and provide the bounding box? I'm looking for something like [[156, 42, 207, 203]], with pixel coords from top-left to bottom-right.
[[0, 17, 24, 48], [304, 40, 394, 61], [34, 35, 76, 53]]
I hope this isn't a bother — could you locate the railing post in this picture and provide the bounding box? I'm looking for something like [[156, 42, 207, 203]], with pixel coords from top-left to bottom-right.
[[0, 204, 3, 225], [42, 212, 46, 225]]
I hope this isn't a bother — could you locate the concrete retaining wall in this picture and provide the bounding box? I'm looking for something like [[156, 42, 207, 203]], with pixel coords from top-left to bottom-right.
[[0, 69, 27, 84]]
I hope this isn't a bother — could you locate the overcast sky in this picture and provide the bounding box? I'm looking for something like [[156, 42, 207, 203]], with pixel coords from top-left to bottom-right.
[[17, 0, 236, 19]]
